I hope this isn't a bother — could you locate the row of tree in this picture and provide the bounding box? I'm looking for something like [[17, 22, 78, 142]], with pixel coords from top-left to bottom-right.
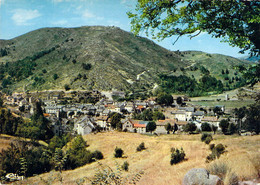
[[0, 135, 103, 177]]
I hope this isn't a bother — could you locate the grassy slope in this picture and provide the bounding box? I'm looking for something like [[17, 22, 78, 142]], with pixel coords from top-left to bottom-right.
[[0, 26, 187, 92], [0, 27, 251, 93], [24, 132, 260, 185], [177, 51, 252, 83]]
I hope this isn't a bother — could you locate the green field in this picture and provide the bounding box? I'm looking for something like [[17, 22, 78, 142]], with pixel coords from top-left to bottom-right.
[[188, 100, 255, 109]]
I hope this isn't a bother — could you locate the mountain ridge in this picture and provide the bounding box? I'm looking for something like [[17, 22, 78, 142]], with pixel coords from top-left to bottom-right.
[[0, 26, 251, 93]]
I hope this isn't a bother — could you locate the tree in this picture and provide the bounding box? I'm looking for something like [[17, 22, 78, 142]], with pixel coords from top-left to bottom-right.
[[64, 84, 70, 91], [128, 1, 260, 56], [183, 123, 197, 133], [53, 74, 58, 80], [114, 147, 124, 158], [176, 97, 183, 106], [0, 97, 3, 107], [146, 121, 156, 133], [212, 125, 218, 134], [213, 106, 222, 116], [173, 123, 178, 133], [201, 122, 212, 132], [152, 110, 165, 121], [110, 113, 122, 130], [82, 63, 92, 70], [165, 123, 172, 134], [243, 103, 260, 134], [219, 119, 229, 134], [128, 1, 260, 87], [66, 135, 94, 169], [156, 93, 173, 106], [228, 122, 237, 134], [141, 109, 153, 121]]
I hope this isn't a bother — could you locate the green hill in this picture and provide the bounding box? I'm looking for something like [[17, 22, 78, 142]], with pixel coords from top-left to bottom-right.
[[0, 26, 251, 94]]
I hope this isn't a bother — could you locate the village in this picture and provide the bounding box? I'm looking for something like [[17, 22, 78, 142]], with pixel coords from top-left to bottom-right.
[[1, 89, 238, 137]]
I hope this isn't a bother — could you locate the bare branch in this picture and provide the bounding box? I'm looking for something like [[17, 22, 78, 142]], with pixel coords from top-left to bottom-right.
[[190, 30, 201, 39]]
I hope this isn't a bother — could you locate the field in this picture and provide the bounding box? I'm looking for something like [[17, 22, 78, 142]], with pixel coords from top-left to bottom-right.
[[22, 132, 260, 185], [188, 100, 255, 109], [0, 135, 15, 151]]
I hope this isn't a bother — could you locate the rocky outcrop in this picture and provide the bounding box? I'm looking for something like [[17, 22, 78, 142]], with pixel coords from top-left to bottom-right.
[[183, 168, 223, 185]]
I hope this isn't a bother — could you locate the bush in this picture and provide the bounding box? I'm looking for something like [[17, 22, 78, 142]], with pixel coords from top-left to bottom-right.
[[201, 133, 213, 144], [121, 161, 129, 171], [136, 142, 145, 152], [209, 144, 215, 151], [205, 136, 213, 144], [214, 144, 225, 156], [86, 163, 144, 184], [206, 143, 226, 162], [170, 147, 185, 165], [64, 84, 70, 91], [82, 63, 92, 70], [53, 74, 58, 80], [114, 147, 124, 158], [92, 150, 104, 160]]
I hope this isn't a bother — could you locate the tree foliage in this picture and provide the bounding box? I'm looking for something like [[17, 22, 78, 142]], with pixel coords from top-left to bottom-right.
[[128, 1, 260, 55], [146, 121, 156, 133], [219, 119, 229, 134], [201, 122, 212, 132], [0, 142, 52, 177], [110, 113, 122, 130], [156, 93, 173, 106], [114, 147, 124, 158], [66, 135, 95, 169], [133, 109, 165, 121], [183, 123, 197, 133]]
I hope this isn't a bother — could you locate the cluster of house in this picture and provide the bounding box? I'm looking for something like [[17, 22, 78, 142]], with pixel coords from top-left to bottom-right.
[[2, 91, 233, 136]]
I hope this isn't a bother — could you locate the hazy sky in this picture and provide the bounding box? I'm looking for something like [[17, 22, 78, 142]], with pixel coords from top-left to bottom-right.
[[0, 0, 248, 58]]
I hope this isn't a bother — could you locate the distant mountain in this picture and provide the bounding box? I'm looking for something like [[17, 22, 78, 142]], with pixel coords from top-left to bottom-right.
[[0, 26, 251, 93], [239, 56, 260, 63]]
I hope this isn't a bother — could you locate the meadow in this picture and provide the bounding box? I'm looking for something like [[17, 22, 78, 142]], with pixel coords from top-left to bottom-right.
[[19, 132, 260, 185]]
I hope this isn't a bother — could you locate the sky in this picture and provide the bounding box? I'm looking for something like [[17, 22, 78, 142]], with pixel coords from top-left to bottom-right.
[[0, 0, 248, 58]]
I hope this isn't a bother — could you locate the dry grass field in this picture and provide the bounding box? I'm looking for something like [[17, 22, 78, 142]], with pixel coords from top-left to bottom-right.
[[0, 135, 14, 151], [21, 132, 260, 185]]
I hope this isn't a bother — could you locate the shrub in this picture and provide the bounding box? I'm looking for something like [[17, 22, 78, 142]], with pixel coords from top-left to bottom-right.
[[86, 162, 144, 184], [206, 143, 226, 162], [121, 161, 129, 171], [53, 74, 58, 80], [64, 84, 70, 91], [82, 63, 92, 70], [214, 144, 225, 157], [170, 147, 185, 165], [205, 136, 213, 144], [114, 147, 124, 158], [201, 133, 213, 144], [136, 142, 145, 152], [209, 144, 215, 151], [92, 150, 104, 160]]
